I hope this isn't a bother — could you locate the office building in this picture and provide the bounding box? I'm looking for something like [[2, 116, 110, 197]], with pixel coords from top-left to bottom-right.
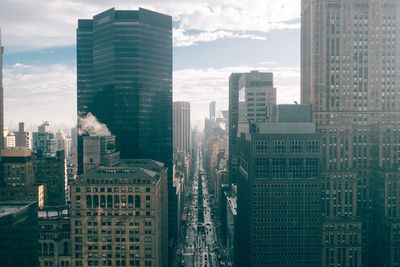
[[301, 1, 400, 265], [229, 71, 276, 185], [210, 101, 216, 121], [38, 206, 71, 267], [238, 71, 276, 123], [77, 8, 175, 250], [33, 122, 58, 156], [0, 148, 45, 207], [236, 105, 321, 266], [173, 101, 191, 154], [2, 148, 34, 187], [0, 201, 38, 267], [15, 122, 32, 149], [70, 159, 168, 267], [35, 150, 66, 206]]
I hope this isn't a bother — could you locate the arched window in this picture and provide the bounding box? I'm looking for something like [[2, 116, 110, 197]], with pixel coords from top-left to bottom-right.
[[107, 195, 113, 208], [93, 195, 99, 208], [63, 241, 68, 255], [100, 195, 106, 208], [49, 243, 54, 256], [86, 195, 92, 208], [128, 195, 134, 208], [44, 261, 48, 267], [43, 243, 48, 256], [114, 195, 120, 208], [135, 195, 141, 208]]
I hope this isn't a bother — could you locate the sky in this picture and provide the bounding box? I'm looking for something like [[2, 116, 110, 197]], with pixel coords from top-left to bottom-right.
[[0, 0, 301, 131]]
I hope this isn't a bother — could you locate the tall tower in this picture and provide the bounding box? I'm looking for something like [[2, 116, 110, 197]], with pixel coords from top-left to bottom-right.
[[209, 101, 216, 121], [301, 1, 400, 266], [173, 101, 191, 154], [76, 7, 175, 259]]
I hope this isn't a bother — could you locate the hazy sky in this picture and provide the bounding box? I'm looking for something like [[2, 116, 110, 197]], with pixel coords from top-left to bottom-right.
[[0, 0, 300, 131]]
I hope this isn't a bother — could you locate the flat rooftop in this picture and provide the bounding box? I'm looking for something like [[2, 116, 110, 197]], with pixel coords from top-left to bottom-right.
[[0, 202, 35, 218]]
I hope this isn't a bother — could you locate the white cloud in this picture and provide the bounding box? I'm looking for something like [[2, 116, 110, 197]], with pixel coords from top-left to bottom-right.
[[173, 29, 266, 47], [0, 0, 300, 51], [3, 63, 77, 127], [2, 61, 299, 128]]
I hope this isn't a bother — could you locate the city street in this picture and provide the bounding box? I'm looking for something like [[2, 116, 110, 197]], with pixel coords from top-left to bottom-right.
[[175, 145, 225, 267]]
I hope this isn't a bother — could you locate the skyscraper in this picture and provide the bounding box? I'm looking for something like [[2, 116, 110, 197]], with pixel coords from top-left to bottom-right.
[[15, 122, 32, 149], [76, 7, 175, 258], [236, 104, 321, 266], [301, 1, 400, 266], [209, 101, 216, 121], [229, 71, 276, 184], [33, 121, 58, 156], [77, 8, 172, 165], [173, 101, 191, 154]]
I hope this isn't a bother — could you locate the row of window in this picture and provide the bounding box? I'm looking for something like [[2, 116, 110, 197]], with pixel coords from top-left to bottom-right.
[[255, 140, 320, 154], [79, 187, 151, 193]]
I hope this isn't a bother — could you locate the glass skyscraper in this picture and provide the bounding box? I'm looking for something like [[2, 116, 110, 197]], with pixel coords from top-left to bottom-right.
[[77, 7, 172, 167], [77, 7, 175, 256]]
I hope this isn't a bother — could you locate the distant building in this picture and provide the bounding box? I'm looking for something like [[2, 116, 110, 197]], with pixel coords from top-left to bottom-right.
[[229, 71, 277, 185], [15, 122, 32, 149], [3, 127, 15, 148], [173, 101, 191, 154], [0, 201, 38, 267], [38, 206, 71, 267], [33, 122, 58, 156], [209, 101, 216, 121], [238, 71, 276, 123], [71, 159, 168, 267], [35, 150, 66, 206], [236, 104, 321, 266]]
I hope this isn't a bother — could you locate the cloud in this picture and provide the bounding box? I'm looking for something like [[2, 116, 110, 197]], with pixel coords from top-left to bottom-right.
[[173, 29, 266, 47], [0, 0, 300, 51], [3, 63, 76, 127]]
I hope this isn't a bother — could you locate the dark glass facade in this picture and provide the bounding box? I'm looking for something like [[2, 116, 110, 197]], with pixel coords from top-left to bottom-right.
[[77, 7, 175, 254], [77, 8, 172, 167]]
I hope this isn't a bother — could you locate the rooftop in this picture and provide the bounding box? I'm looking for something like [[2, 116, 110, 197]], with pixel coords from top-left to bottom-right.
[[78, 159, 165, 181], [0, 201, 36, 218]]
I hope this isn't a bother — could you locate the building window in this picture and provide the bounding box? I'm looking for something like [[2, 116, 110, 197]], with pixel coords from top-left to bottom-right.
[[255, 159, 269, 179], [271, 159, 286, 178], [86, 195, 92, 208], [305, 158, 319, 178], [289, 141, 304, 154], [272, 141, 286, 154], [135, 196, 141, 208], [288, 158, 303, 178], [307, 140, 320, 153], [255, 140, 269, 154]]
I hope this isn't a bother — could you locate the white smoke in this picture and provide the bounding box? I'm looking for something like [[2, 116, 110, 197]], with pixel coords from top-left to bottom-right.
[[78, 113, 111, 136]]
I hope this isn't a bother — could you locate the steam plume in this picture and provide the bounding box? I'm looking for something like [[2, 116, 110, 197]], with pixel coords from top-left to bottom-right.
[[78, 113, 111, 136]]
